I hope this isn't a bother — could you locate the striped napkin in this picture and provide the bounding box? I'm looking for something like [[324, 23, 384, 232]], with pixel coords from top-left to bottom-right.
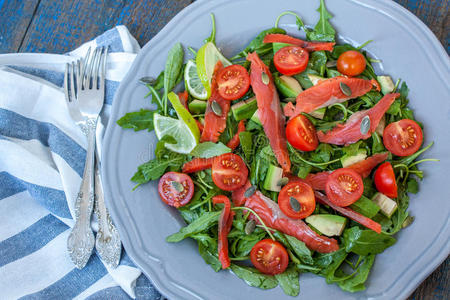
[[0, 26, 162, 299]]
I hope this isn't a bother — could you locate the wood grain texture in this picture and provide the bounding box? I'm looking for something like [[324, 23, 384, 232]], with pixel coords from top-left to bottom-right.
[[395, 0, 449, 53], [0, 0, 40, 53], [0, 0, 448, 299], [18, 0, 193, 53]]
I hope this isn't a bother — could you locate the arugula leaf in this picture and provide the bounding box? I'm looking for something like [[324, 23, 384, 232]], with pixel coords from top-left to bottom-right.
[[340, 255, 375, 292], [309, 51, 327, 76], [285, 234, 314, 265], [116, 109, 154, 132], [307, 0, 336, 42], [275, 266, 300, 296], [343, 227, 396, 256], [386, 100, 401, 115], [230, 264, 278, 289], [166, 211, 220, 242], [342, 141, 363, 156], [316, 248, 348, 278], [231, 28, 286, 60], [190, 142, 231, 158], [131, 150, 185, 188], [371, 132, 385, 154], [192, 233, 222, 271], [163, 43, 184, 114], [407, 178, 419, 194]]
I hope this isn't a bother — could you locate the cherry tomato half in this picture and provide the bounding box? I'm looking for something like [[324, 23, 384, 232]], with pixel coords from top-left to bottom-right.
[[250, 239, 289, 275], [325, 168, 364, 207], [383, 119, 423, 157], [286, 114, 319, 151], [158, 172, 194, 208], [212, 153, 248, 191], [374, 162, 398, 198], [217, 65, 250, 100], [274, 46, 309, 76], [278, 181, 315, 219], [337, 50, 366, 76]]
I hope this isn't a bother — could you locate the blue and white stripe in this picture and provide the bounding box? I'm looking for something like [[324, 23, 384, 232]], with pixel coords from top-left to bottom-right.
[[0, 26, 162, 299]]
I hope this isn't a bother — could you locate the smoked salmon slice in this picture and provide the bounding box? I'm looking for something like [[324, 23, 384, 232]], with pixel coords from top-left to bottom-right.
[[247, 52, 291, 172], [263, 33, 335, 52], [201, 61, 231, 143], [285, 76, 380, 116], [317, 93, 399, 145]]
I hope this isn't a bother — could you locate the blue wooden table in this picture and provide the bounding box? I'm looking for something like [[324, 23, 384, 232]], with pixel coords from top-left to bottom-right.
[[0, 0, 448, 299]]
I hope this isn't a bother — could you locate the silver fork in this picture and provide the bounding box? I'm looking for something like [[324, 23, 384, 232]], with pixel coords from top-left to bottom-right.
[[64, 54, 121, 268], [66, 48, 108, 269]]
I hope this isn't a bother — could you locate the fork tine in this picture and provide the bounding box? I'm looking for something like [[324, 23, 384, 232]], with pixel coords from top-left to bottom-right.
[[93, 47, 104, 89], [81, 47, 91, 89], [99, 47, 108, 90], [64, 63, 70, 103], [70, 61, 77, 102], [85, 48, 100, 89]]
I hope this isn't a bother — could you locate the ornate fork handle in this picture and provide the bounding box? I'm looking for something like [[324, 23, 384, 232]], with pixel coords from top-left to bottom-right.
[[94, 157, 121, 268], [67, 118, 97, 269]]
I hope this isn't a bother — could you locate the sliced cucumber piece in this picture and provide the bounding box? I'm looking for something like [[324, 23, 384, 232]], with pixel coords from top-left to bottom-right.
[[340, 149, 367, 168], [377, 75, 395, 95], [231, 96, 258, 121], [188, 99, 207, 114], [372, 193, 398, 218], [263, 164, 284, 192], [350, 195, 380, 218]]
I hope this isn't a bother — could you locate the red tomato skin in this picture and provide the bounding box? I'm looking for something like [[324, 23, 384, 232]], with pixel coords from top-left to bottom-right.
[[286, 114, 319, 151], [278, 182, 315, 219], [337, 50, 366, 76], [274, 46, 309, 76], [325, 168, 364, 207], [250, 239, 289, 275], [217, 65, 250, 100], [383, 119, 423, 157], [212, 153, 248, 191], [374, 162, 398, 198], [158, 172, 194, 208]]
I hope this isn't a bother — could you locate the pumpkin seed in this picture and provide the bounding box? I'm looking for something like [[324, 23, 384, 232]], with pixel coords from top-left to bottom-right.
[[402, 216, 415, 228], [211, 100, 222, 116], [139, 76, 156, 85], [245, 219, 256, 235], [339, 82, 352, 96], [290, 197, 301, 212], [360, 115, 371, 135], [171, 181, 184, 192], [277, 177, 289, 187], [244, 185, 256, 198], [326, 60, 337, 68], [261, 72, 270, 85]]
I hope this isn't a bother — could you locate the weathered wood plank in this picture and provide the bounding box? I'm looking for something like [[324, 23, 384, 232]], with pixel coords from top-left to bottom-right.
[[409, 258, 449, 300], [0, 0, 40, 53], [395, 0, 449, 52], [19, 0, 193, 53]]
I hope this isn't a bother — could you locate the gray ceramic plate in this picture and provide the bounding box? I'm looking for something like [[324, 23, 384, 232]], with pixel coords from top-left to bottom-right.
[[102, 0, 450, 299]]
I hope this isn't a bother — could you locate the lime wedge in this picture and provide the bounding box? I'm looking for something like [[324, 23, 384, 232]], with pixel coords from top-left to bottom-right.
[[185, 60, 207, 100], [154, 113, 198, 154], [196, 42, 231, 98]]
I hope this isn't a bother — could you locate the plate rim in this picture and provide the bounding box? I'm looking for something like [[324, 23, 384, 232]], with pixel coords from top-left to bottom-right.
[[102, 0, 450, 299]]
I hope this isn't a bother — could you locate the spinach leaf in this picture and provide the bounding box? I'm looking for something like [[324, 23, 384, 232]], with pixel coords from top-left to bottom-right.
[[337, 255, 375, 292], [166, 211, 220, 242], [307, 0, 336, 42], [316, 248, 348, 278], [205, 13, 216, 44], [275, 266, 300, 296], [285, 234, 314, 265], [239, 131, 253, 162], [343, 226, 396, 255], [163, 43, 184, 114], [231, 28, 286, 60], [116, 109, 154, 132], [230, 264, 278, 289], [190, 142, 231, 158]]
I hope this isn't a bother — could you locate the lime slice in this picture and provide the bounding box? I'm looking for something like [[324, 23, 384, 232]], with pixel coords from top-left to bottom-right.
[[185, 60, 207, 100], [168, 92, 200, 141], [196, 42, 232, 98], [154, 113, 198, 154]]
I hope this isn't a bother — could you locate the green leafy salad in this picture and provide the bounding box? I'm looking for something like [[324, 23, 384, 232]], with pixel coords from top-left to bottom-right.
[[117, 0, 436, 296]]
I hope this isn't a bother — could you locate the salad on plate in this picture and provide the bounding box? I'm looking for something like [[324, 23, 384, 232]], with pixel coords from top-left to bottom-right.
[[117, 0, 436, 296]]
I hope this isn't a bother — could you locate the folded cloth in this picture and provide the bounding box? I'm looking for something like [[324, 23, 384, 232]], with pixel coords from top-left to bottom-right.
[[0, 26, 162, 300]]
